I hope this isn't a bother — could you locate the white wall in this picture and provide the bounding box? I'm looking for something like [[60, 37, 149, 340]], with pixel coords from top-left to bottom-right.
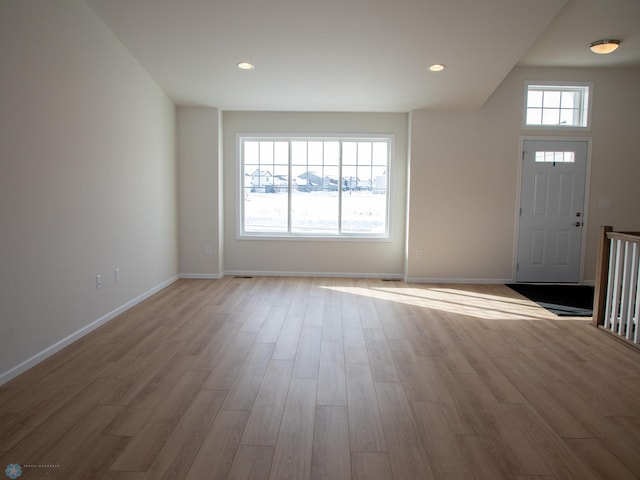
[[222, 111, 408, 276], [407, 66, 640, 282], [0, 0, 178, 381], [178, 107, 222, 277]]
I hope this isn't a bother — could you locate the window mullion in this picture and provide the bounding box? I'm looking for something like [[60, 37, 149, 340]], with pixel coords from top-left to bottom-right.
[[370, 142, 374, 200], [287, 140, 292, 234], [338, 140, 343, 234], [576, 90, 583, 126]]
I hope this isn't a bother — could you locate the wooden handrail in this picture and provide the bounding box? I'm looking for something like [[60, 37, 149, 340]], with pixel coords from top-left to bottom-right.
[[607, 231, 640, 242], [593, 226, 613, 327]]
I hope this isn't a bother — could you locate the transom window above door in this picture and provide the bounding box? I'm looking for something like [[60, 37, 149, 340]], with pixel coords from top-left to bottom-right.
[[524, 83, 591, 129]]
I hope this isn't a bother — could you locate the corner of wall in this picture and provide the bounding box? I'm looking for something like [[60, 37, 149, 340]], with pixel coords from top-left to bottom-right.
[[177, 106, 223, 277]]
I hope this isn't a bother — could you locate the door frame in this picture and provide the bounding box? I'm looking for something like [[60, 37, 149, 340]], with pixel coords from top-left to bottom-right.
[[513, 136, 593, 283]]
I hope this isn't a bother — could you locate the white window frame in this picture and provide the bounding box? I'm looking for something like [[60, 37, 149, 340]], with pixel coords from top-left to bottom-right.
[[523, 81, 592, 131], [237, 134, 393, 241]]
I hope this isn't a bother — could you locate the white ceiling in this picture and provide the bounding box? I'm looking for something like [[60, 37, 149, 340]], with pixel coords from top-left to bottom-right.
[[86, 0, 640, 112]]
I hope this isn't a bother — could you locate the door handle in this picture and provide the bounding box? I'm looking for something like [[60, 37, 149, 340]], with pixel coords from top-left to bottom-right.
[[574, 221, 583, 227]]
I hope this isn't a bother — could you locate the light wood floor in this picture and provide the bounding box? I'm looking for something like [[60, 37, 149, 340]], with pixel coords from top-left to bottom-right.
[[1, 277, 640, 480]]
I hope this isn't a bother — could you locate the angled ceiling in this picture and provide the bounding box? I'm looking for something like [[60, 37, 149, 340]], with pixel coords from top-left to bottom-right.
[[85, 0, 640, 112], [520, 0, 640, 68]]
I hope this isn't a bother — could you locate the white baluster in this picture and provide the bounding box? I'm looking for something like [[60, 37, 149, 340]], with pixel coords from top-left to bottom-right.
[[631, 243, 640, 344], [620, 240, 633, 337], [609, 239, 624, 333], [604, 239, 617, 330]]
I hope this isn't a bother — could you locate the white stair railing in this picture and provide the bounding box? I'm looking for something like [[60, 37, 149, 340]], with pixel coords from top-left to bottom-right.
[[594, 227, 640, 345]]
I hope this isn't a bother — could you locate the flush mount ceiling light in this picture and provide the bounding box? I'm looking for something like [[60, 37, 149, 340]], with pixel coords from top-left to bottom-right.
[[589, 39, 621, 54], [237, 61, 255, 70], [428, 64, 445, 72]]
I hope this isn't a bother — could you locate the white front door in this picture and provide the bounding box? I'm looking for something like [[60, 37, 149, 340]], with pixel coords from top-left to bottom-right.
[[516, 139, 588, 283]]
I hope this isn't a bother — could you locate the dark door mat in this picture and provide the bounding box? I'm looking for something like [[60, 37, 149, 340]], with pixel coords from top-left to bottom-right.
[[507, 284, 594, 317]]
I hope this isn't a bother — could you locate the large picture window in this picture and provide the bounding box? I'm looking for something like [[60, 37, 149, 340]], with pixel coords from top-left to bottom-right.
[[239, 136, 391, 238]]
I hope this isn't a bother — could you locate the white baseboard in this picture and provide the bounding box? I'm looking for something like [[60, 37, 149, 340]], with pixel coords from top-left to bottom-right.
[[223, 270, 405, 280], [179, 273, 224, 279], [404, 277, 513, 284], [0, 275, 179, 386], [182, 271, 514, 284]]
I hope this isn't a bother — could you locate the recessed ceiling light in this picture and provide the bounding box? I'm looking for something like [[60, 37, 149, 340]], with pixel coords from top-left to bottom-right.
[[237, 61, 255, 70], [428, 64, 446, 72], [589, 39, 621, 54]]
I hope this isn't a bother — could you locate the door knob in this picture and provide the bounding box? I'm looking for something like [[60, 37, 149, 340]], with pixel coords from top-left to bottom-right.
[[575, 221, 583, 227]]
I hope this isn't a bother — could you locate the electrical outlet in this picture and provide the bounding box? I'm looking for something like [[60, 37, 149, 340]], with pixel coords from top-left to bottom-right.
[[96, 274, 103, 289], [416, 250, 423, 258], [205, 244, 212, 255]]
